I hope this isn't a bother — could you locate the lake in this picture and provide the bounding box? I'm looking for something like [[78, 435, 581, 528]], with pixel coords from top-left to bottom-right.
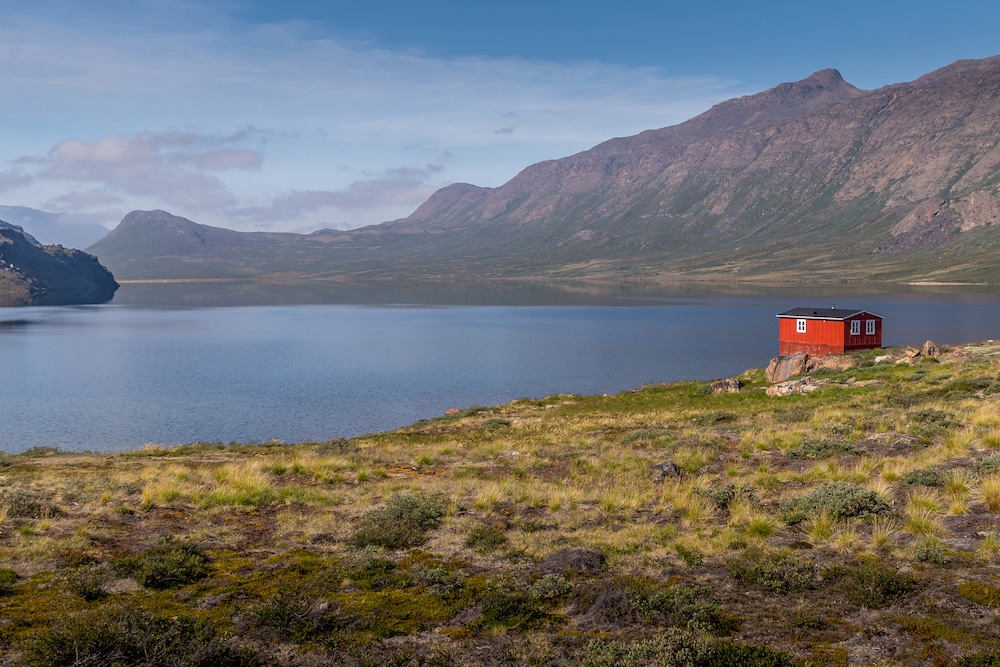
[[3, 281, 1000, 453]]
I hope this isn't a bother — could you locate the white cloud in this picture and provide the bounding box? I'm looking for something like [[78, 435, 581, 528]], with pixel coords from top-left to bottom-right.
[[12, 131, 268, 214], [235, 165, 443, 222], [0, 5, 745, 230]]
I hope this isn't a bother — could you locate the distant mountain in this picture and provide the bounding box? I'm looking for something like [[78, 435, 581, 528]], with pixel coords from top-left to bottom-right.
[[90, 56, 1000, 283], [0, 223, 118, 306], [0, 206, 110, 249]]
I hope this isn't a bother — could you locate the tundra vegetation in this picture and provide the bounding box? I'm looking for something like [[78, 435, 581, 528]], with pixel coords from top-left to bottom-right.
[[3, 343, 1000, 665]]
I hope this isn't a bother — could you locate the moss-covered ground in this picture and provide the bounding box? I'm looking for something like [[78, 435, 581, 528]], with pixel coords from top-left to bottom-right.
[[3, 343, 1000, 665]]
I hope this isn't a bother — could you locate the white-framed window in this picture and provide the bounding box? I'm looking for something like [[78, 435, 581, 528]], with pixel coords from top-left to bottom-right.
[[796, 318, 806, 333], [850, 320, 861, 336], [866, 319, 876, 336]]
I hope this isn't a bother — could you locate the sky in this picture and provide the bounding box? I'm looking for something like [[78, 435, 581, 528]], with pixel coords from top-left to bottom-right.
[[2, 1, 999, 234]]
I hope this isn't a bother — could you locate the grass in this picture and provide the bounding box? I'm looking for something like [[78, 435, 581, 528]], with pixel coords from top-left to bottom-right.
[[1, 342, 1000, 664]]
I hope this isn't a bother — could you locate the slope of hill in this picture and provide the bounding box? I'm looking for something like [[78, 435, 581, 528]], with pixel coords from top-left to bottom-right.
[[0, 223, 119, 306], [90, 56, 1000, 283]]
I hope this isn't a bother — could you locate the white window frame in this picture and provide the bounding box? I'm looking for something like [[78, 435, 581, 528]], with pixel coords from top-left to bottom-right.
[[850, 320, 861, 336], [866, 319, 876, 336], [796, 318, 806, 333]]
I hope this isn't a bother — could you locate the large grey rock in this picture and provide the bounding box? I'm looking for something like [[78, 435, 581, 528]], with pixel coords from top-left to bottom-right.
[[765, 353, 809, 383]]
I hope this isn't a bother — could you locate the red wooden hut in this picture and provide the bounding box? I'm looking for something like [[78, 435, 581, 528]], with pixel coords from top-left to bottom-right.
[[777, 307, 883, 357]]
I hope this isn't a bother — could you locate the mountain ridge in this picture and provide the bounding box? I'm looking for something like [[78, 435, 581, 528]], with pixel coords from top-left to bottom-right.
[[88, 55, 1000, 283]]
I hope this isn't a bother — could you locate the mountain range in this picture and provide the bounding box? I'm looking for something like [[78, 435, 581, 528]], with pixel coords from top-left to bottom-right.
[[67, 55, 1000, 282]]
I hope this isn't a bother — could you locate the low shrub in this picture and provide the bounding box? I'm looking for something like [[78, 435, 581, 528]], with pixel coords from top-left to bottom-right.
[[581, 628, 712, 667], [978, 453, 1000, 473], [0, 489, 64, 519], [901, 467, 945, 487], [350, 493, 446, 550], [479, 418, 512, 432], [243, 587, 341, 643], [0, 568, 18, 595], [726, 549, 817, 594], [344, 546, 400, 591], [695, 484, 759, 511], [633, 583, 739, 635], [117, 538, 210, 590], [846, 560, 917, 608], [19, 601, 261, 667], [783, 482, 893, 523], [479, 578, 546, 629], [65, 564, 110, 601], [465, 522, 509, 554], [960, 651, 1000, 666], [692, 411, 736, 425], [913, 538, 951, 565]]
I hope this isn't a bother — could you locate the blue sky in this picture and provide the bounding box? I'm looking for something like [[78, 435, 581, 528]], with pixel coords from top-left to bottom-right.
[[2, 0, 999, 233]]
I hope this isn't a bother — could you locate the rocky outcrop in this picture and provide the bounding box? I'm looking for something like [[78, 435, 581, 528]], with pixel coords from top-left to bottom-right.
[[0, 225, 118, 306], [765, 353, 858, 383], [765, 354, 809, 383]]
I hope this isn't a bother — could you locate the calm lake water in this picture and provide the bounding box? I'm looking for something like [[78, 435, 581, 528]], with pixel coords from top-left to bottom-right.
[[3, 281, 1000, 452]]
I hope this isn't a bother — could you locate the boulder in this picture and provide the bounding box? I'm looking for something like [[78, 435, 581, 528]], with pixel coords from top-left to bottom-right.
[[710, 378, 744, 394], [922, 340, 939, 358], [806, 354, 855, 373], [765, 377, 827, 397], [765, 353, 809, 383], [650, 461, 682, 483]]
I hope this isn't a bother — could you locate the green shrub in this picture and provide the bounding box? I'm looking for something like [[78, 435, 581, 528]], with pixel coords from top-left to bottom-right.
[[708, 641, 799, 666], [727, 549, 817, 594], [901, 467, 945, 487], [344, 546, 400, 591], [0, 489, 64, 519], [117, 538, 210, 590], [465, 522, 509, 554], [846, 560, 917, 608], [582, 628, 713, 667], [0, 568, 18, 595], [19, 601, 261, 667], [479, 418, 512, 432], [960, 651, 1000, 666], [350, 493, 446, 550], [243, 587, 341, 643], [907, 408, 957, 437], [66, 564, 109, 601], [692, 411, 736, 425], [786, 438, 864, 460], [479, 578, 546, 629], [529, 573, 572, 602], [913, 538, 951, 565], [978, 453, 1000, 473], [633, 583, 739, 635], [695, 484, 759, 511], [783, 482, 892, 523]]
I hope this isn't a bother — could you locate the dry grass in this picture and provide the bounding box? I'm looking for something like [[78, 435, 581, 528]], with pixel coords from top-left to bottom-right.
[[0, 345, 999, 665]]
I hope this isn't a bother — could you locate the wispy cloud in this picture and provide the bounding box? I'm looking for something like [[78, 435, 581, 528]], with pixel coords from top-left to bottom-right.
[[235, 165, 443, 224], [0, 3, 744, 230], [12, 130, 267, 214]]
